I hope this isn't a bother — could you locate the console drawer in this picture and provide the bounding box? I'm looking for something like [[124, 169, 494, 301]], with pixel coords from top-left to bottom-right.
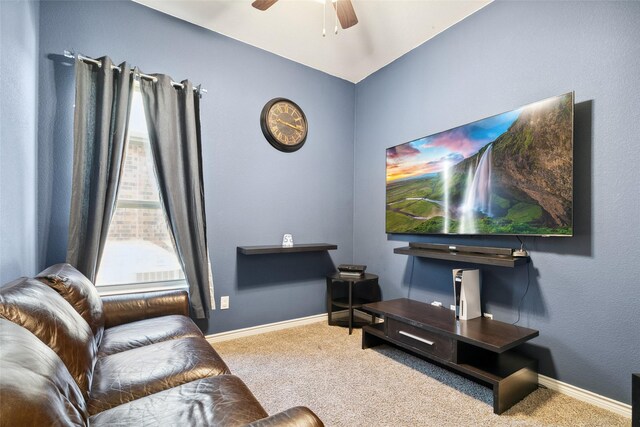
[[387, 318, 453, 362]]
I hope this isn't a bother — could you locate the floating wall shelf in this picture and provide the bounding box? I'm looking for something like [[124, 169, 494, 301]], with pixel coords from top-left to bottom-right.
[[237, 243, 337, 255], [394, 243, 528, 268]]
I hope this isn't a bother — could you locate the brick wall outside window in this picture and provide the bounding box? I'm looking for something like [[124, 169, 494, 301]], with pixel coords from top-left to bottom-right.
[[107, 135, 173, 253]]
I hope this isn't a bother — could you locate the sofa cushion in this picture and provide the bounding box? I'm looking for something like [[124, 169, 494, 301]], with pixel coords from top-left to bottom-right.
[[0, 319, 88, 426], [88, 336, 230, 414], [36, 263, 105, 345], [101, 289, 190, 328], [99, 314, 203, 357], [89, 375, 268, 426], [0, 277, 97, 397]]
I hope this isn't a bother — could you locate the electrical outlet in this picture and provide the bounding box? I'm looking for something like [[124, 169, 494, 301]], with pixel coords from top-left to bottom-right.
[[431, 301, 442, 307], [220, 296, 229, 310], [483, 312, 493, 320]]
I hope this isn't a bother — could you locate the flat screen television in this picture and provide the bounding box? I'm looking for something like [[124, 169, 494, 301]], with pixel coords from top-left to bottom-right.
[[386, 92, 574, 236]]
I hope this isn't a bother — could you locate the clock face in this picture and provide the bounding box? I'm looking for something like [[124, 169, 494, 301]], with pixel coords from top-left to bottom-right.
[[260, 98, 308, 152]]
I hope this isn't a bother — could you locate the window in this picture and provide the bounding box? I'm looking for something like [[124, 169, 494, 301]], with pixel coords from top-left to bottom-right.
[[96, 81, 185, 289]]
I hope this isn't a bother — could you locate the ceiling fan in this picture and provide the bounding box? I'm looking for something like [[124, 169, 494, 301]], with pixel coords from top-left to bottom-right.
[[251, 0, 358, 30]]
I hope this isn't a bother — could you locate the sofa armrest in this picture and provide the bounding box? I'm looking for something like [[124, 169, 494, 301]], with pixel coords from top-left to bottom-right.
[[246, 407, 324, 427], [102, 289, 190, 328]]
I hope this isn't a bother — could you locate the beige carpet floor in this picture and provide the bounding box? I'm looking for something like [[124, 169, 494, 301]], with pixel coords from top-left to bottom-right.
[[214, 321, 629, 427]]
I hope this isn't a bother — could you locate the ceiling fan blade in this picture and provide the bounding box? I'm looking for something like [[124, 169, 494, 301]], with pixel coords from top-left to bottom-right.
[[333, 0, 358, 29], [252, 0, 279, 11]]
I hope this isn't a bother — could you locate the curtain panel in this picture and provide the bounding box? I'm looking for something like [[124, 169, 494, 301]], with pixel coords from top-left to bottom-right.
[[139, 74, 215, 319], [67, 57, 133, 283]]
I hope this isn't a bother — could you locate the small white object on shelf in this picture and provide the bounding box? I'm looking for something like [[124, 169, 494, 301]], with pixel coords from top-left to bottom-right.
[[282, 233, 294, 248]]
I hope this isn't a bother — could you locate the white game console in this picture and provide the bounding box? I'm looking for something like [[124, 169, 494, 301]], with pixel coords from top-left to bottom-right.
[[452, 269, 482, 320]]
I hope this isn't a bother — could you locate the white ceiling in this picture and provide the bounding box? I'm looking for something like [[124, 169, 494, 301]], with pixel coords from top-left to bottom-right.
[[134, 0, 491, 83]]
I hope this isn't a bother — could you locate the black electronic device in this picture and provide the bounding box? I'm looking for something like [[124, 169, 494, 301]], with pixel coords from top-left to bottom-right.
[[409, 242, 513, 256], [338, 264, 366, 273]]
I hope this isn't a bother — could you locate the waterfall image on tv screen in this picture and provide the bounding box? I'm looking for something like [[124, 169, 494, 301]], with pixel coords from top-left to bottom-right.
[[386, 92, 573, 236]]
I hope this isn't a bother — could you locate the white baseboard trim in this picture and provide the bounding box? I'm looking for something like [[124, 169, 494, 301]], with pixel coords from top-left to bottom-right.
[[205, 316, 631, 419], [538, 374, 631, 418], [205, 313, 327, 344]]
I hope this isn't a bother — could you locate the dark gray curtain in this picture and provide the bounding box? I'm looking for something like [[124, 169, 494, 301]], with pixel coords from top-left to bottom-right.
[[139, 74, 215, 319], [67, 57, 133, 282]]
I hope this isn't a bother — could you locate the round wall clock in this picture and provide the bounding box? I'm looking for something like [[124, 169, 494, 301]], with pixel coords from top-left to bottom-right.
[[260, 98, 308, 153]]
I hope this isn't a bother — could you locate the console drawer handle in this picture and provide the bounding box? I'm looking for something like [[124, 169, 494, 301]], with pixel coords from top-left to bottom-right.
[[399, 330, 434, 346]]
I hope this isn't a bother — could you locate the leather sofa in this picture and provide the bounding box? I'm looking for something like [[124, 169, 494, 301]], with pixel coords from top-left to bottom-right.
[[0, 263, 323, 426]]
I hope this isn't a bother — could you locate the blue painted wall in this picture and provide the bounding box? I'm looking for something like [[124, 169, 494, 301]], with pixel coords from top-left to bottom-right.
[[36, 1, 355, 333], [0, 0, 39, 283], [354, 1, 640, 404]]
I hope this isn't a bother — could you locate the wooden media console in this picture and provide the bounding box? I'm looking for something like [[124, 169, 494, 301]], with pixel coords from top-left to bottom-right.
[[362, 298, 539, 414]]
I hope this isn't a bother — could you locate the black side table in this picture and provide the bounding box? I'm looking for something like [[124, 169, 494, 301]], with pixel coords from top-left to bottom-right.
[[326, 273, 381, 334]]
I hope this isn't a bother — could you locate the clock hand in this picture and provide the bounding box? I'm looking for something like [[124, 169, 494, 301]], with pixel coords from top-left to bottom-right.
[[276, 118, 304, 131]]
